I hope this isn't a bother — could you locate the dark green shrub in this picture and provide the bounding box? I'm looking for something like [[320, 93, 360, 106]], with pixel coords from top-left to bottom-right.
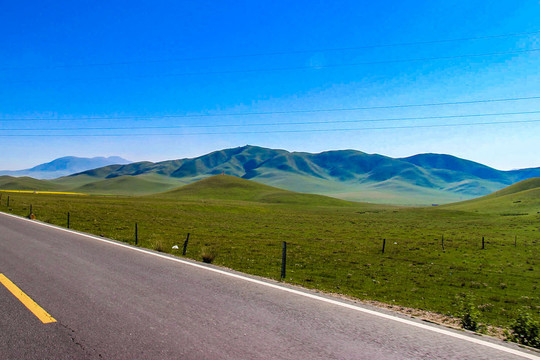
[[459, 296, 480, 331], [201, 247, 216, 264], [509, 311, 540, 348]]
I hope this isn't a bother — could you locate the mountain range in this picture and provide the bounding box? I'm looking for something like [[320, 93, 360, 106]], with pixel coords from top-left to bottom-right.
[[2, 145, 536, 205], [0, 156, 130, 179]]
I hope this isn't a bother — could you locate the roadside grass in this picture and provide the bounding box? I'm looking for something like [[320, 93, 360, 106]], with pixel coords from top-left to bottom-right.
[[1, 191, 538, 331]]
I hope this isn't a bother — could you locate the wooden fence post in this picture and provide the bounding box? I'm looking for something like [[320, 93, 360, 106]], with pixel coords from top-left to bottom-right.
[[441, 235, 445, 251], [482, 236, 485, 250], [281, 241, 287, 279], [67, 212, 70, 229], [135, 223, 138, 245], [182, 233, 190, 255], [381, 238, 386, 254]]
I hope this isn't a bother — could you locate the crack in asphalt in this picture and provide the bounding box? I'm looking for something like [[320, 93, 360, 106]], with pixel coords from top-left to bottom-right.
[[58, 322, 103, 358]]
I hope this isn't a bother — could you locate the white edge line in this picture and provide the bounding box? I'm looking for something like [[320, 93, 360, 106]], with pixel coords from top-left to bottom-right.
[[1, 211, 538, 360]]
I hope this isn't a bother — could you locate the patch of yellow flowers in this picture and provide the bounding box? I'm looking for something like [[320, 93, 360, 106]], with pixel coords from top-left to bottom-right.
[[0, 190, 88, 196]]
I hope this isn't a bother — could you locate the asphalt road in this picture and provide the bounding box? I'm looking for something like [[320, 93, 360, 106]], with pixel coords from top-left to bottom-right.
[[0, 212, 538, 360]]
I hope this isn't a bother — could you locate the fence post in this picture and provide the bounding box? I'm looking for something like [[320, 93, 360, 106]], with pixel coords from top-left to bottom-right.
[[135, 223, 138, 245], [29, 204, 32, 217], [182, 233, 190, 255], [482, 236, 485, 250], [281, 241, 287, 279], [514, 235, 517, 247], [381, 238, 386, 254], [7, 196, 9, 207], [67, 212, 70, 229], [441, 235, 445, 251]]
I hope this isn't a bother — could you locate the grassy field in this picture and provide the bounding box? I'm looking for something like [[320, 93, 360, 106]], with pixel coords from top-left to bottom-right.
[[1, 175, 538, 332]]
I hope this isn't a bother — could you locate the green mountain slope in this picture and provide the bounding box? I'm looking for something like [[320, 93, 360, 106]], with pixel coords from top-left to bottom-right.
[[156, 174, 357, 206], [72, 175, 182, 195], [443, 177, 540, 214], [483, 177, 540, 198], [399, 153, 512, 182]]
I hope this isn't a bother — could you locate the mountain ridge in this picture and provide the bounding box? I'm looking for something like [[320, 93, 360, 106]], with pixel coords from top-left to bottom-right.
[[2, 146, 539, 205], [59, 145, 539, 204]]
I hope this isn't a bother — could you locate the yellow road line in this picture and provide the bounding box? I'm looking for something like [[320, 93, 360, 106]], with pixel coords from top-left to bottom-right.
[[0, 273, 56, 324]]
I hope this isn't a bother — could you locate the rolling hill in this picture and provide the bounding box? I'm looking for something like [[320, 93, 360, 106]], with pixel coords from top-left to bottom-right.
[[0, 176, 67, 192], [156, 174, 356, 206], [71, 175, 183, 196], [443, 177, 540, 214], [481, 177, 540, 198]]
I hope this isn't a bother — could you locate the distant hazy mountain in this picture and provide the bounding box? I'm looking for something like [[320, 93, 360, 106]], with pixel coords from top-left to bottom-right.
[[0, 156, 130, 179], [56, 145, 539, 205]]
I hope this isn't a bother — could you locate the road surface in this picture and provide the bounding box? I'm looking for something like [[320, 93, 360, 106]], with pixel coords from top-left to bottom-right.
[[0, 211, 538, 359]]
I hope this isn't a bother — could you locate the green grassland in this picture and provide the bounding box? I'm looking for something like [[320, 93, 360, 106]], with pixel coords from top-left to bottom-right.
[[1, 175, 538, 330]]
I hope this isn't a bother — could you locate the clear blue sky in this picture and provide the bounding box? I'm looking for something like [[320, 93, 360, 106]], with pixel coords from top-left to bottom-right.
[[1, 1, 539, 170]]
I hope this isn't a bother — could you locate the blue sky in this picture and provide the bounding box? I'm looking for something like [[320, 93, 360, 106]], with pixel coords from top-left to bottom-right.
[[1, 1, 539, 170]]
